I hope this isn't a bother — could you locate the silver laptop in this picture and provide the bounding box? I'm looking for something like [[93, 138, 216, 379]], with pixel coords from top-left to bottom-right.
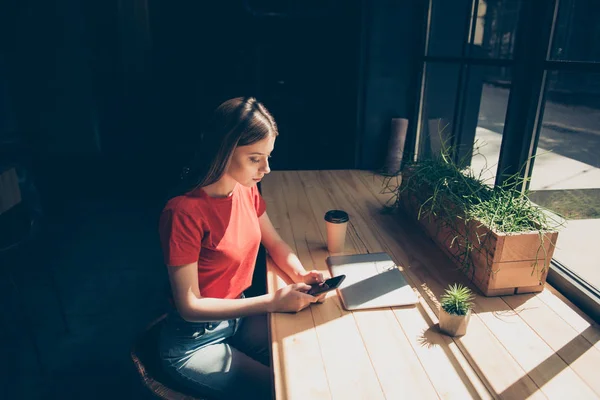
[[327, 252, 419, 311]]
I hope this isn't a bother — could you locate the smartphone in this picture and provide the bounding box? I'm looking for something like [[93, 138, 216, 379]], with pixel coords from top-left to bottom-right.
[[307, 275, 346, 296]]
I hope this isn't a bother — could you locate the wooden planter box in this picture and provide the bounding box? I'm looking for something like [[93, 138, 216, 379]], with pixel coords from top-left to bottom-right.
[[400, 183, 558, 297]]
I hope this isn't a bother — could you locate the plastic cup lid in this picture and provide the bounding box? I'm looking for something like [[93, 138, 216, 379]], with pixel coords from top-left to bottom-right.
[[324, 209, 349, 223]]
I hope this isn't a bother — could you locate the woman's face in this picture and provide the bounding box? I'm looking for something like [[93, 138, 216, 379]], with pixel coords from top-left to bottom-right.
[[226, 135, 275, 187]]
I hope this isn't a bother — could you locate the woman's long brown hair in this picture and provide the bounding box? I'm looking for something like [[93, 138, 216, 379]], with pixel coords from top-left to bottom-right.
[[173, 97, 278, 197]]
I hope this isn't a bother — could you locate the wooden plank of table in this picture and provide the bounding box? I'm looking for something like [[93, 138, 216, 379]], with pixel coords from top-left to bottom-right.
[[349, 170, 549, 399], [263, 172, 332, 400], [273, 171, 386, 400], [301, 170, 391, 255], [502, 292, 600, 397], [317, 170, 494, 400], [537, 286, 600, 353], [474, 296, 597, 399], [297, 171, 440, 400], [353, 170, 401, 209]]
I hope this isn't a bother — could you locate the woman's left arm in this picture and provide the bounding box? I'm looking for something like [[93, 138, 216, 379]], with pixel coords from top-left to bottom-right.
[[258, 212, 324, 285]]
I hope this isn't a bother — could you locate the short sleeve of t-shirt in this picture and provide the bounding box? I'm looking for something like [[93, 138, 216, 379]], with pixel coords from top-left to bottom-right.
[[159, 208, 203, 266], [253, 185, 267, 217]]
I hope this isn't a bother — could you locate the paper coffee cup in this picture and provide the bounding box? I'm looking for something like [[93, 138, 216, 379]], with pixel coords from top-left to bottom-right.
[[324, 210, 349, 253]]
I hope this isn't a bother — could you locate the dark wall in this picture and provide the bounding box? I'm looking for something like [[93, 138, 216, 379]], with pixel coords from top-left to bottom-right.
[[149, 0, 362, 172], [358, 1, 424, 170], [2, 0, 138, 212], [3, 0, 364, 210], [2, 0, 426, 211], [3, 1, 107, 154]]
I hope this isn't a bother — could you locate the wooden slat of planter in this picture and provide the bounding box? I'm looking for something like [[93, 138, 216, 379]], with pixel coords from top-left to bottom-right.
[[459, 226, 557, 265], [484, 287, 521, 296], [498, 231, 558, 263], [488, 260, 548, 290], [445, 217, 500, 264], [515, 285, 546, 294]]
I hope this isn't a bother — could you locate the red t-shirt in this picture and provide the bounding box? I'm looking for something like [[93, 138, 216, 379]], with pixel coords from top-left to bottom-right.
[[158, 183, 266, 299]]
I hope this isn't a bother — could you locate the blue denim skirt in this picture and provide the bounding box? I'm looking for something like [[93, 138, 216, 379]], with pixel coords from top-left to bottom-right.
[[156, 294, 272, 400], [159, 310, 243, 371]]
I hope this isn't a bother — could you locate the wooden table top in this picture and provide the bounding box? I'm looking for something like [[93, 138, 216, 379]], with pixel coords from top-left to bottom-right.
[[262, 170, 600, 400]]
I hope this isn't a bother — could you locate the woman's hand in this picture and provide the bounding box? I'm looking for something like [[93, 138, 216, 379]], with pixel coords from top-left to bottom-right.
[[300, 270, 327, 303], [300, 270, 324, 285], [269, 283, 321, 313]]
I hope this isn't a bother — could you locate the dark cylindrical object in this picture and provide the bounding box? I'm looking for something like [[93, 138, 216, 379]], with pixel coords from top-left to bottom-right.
[[384, 118, 408, 175]]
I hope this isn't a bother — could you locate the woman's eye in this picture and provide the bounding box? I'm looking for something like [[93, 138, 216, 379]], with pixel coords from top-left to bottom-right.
[[250, 158, 260, 164]]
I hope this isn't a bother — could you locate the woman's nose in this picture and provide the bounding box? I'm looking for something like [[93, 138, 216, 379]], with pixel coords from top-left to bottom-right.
[[261, 159, 271, 174]]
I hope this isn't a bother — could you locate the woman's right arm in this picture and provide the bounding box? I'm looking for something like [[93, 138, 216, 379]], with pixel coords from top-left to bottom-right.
[[168, 261, 320, 322]]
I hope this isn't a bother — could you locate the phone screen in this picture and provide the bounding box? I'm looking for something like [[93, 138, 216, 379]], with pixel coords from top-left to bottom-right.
[[307, 275, 346, 296]]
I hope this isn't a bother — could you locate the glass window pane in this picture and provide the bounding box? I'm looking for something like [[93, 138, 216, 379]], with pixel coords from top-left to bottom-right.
[[472, 0, 521, 59], [550, 0, 600, 62], [464, 66, 512, 184], [419, 63, 461, 158], [427, 0, 471, 57], [529, 71, 600, 291], [419, 64, 511, 179], [428, 0, 521, 59]]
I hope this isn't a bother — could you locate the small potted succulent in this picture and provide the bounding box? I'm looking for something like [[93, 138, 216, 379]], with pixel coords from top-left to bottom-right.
[[438, 283, 474, 337]]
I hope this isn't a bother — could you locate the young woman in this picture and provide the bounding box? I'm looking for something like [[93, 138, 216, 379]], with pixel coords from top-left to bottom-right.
[[158, 97, 325, 400]]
